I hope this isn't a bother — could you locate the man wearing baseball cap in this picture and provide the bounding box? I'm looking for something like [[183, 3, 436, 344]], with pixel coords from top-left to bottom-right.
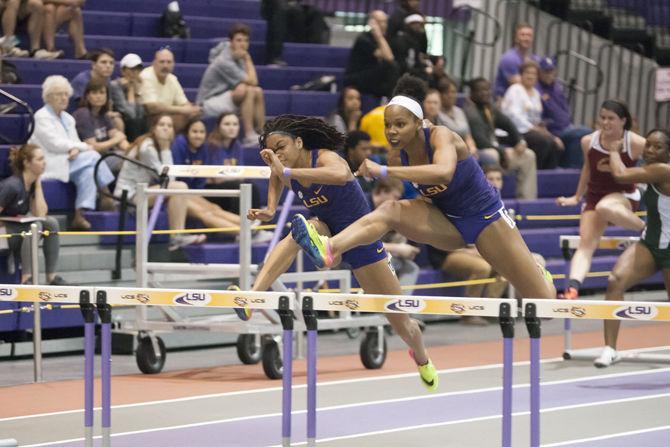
[[391, 13, 429, 79], [109, 53, 147, 141], [536, 56, 591, 168]]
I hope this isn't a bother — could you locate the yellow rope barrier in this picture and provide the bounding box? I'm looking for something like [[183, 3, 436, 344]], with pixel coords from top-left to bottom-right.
[[0, 210, 648, 239]]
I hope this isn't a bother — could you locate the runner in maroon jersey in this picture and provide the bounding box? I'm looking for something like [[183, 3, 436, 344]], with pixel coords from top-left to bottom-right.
[[556, 100, 647, 299]]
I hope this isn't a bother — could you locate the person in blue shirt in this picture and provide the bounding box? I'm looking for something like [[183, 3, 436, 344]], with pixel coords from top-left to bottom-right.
[[234, 114, 440, 392], [205, 112, 262, 216], [494, 23, 540, 99], [292, 75, 556, 303]]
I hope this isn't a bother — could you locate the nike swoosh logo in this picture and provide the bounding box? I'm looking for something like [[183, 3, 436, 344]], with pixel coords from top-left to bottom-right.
[[313, 185, 323, 195], [422, 378, 434, 387], [377, 247, 384, 253], [483, 212, 497, 220]]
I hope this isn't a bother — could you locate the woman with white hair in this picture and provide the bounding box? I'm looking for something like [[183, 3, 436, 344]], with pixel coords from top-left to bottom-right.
[[29, 75, 116, 230]]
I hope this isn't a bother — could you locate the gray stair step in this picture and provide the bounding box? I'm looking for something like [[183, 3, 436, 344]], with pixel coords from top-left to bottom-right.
[[34, 247, 133, 273]]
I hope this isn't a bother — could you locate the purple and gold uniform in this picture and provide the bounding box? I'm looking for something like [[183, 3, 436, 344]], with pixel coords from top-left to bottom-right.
[[290, 150, 387, 269], [400, 128, 513, 244]]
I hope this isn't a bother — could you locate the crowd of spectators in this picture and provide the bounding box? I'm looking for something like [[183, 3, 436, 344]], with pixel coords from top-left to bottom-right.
[[0, 0, 598, 295]]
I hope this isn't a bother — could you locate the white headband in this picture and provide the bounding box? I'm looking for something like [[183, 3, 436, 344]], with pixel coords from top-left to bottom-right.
[[387, 95, 424, 120]]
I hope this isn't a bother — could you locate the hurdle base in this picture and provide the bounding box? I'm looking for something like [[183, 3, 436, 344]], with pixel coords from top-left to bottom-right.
[[84, 427, 93, 447], [564, 348, 670, 364], [102, 427, 111, 447]]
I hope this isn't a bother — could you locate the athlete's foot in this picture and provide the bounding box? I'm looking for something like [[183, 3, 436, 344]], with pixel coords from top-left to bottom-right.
[[409, 349, 439, 392], [594, 346, 620, 368], [291, 214, 334, 269], [558, 286, 579, 300], [229, 285, 253, 321]]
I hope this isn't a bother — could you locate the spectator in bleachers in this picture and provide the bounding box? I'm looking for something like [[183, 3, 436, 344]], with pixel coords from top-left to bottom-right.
[[371, 177, 420, 292], [464, 77, 537, 199], [434, 78, 479, 160], [197, 23, 265, 145], [537, 57, 592, 168], [140, 48, 201, 133], [494, 22, 539, 99], [205, 112, 261, 213], [501, 61, 561, 170], [326, 87, 362, 135], [171, 118, 271, 242], [73, 79, 130, 173], [70, 48, 115, 107], [0, 144, 66, 284], [260, 0, 288, 66], [555, 100, 647, 301], [359, 105, 389, 149], [0, 0, 60, 58], [29, 75, 116, 230], [344, 10, 399, 99], [42, 0, 87, 59], [109, 53, 147, 142], [390, 14, 430, 80], [114, 114, 205, 251], [343, 130, 374, 193], [387, 0, 422, 43]]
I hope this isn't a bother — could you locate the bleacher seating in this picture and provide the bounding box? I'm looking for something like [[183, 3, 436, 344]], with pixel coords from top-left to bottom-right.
[[0, 0, 663, 337]]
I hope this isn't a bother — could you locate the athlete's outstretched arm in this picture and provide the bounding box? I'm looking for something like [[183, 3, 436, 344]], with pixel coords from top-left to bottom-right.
[[609, 151, 670, 184], [262, 148, 353, 186], [357, 127, 457, 185]]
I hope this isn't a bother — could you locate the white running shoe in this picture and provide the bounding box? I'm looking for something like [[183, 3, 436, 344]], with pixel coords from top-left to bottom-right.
[[168, 233, 206, 251], [251, 230, 274, 243], [594, 346, 620, 368]]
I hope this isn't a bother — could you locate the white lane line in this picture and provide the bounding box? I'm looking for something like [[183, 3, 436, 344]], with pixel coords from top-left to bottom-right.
[[268, 394, 670, 447], [542, 424, 670, 446], [21, 372, 670, 447], [8, 342, 670, 423], [0, 357, 564, 422]]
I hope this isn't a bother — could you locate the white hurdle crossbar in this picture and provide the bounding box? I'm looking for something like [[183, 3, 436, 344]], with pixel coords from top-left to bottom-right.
[[523, 298, 670, 447], [557, 235, 670, 364], [299, 292, 518, 447]]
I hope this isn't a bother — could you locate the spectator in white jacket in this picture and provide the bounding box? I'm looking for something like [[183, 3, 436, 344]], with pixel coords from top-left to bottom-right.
[[29, 75, 115, 230], [501, 61, 561, 169]]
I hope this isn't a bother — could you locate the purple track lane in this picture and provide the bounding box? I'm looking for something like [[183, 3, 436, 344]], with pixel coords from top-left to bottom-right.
[[48, 369, 670, 447]]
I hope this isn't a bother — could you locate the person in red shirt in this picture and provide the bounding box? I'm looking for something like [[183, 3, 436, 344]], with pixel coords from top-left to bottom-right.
[[556, 100, 646, 299]]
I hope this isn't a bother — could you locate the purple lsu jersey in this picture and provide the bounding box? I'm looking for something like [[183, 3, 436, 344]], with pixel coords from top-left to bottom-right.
[[399, 128, 510, 244], [289, 150, 387, 269]]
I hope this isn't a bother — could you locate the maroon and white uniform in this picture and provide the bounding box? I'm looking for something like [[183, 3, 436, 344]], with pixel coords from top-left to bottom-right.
[[584, 130, 640, 212]]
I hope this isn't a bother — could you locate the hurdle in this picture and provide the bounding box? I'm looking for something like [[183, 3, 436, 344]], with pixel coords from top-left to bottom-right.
[[0, 284, 292, 446], [558, 235, 670, 364], [129, 170, 390, 376], [299, 292, 518, 447], [522, 298, 670, 447]]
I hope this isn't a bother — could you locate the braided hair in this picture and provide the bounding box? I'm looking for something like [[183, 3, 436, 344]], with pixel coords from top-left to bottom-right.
[[260, 114, 345, 151]]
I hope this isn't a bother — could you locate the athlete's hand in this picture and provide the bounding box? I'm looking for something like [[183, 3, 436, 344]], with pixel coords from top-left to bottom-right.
[[556, 195, 579, 206], [247, 208, 276, 222], [356, 159, 382, 178], [607, 139, 624, 153], [396, 243, 420, 260], [260, 148, 285, 177]]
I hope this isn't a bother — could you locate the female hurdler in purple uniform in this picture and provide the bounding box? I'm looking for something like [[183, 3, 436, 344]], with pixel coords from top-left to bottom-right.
[[237, 115, 439, 391], [292, 75, 556, 303]]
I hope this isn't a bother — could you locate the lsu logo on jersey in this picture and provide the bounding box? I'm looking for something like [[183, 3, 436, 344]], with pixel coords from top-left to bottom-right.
[[303, 195, 329, 208], [419, 184, 448, 197]]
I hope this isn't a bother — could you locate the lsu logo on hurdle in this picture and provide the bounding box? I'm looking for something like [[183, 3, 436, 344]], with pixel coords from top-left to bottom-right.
[[0, 288, 17, 300], [173, 292, 212, 306], [614, 305, 658, 320], [385, 298, 426, 313]]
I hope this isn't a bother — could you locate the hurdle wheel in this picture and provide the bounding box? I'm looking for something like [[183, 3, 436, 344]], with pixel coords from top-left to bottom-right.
[[262, 340, 283, 380], [236, 334, 263, 365], [360, 330, 387, 369], [135, 335, 166, 374]]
